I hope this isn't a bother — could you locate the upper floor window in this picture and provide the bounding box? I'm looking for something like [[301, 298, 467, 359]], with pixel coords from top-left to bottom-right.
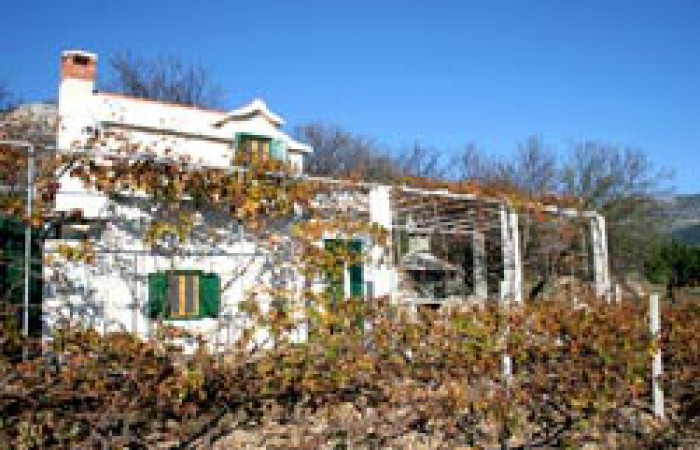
[[234, 134, 287, 165], [238, 135, 270, 162]]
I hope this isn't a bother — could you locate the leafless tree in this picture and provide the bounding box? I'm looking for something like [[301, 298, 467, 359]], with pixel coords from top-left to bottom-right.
[[0, 82, 16, 113], [394, 143, 449, 179], [300, 121, 671, 280], [455, 137, 671, 286], [505, 139, 560, 288], [454, 138, 562, 292], [453, 143, 490, 182], [507, 137, 559, 197], [294, 123, 400, 181], [106, 52, 226, 109], [454, 137, 558, 197], [297, 124, 460, 181], [562, 142, 672, 275]]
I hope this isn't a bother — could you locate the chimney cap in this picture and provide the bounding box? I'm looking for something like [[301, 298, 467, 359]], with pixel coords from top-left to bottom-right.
[[62, 50, 98, 61]]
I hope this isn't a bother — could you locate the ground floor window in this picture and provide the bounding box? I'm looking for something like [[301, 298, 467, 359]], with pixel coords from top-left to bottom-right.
[[147, 270, 220, 319], [323, 239, 364, 299]]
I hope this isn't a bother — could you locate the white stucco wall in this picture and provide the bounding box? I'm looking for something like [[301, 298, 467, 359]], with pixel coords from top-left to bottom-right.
[[44, 184, 398, 349], [57, 50, 311, 169], [368, 185, 398, 299], [49, 50, 476, 350], [43, 217, 278, 348]]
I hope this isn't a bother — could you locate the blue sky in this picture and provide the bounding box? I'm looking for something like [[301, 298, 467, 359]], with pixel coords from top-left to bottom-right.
[[3, 0, 699, 192]]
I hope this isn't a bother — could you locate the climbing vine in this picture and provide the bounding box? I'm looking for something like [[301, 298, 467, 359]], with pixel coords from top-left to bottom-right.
[[0, 125, 697, 448]]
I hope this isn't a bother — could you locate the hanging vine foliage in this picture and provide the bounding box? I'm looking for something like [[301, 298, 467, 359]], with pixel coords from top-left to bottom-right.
[[0, 119, 697, 448]]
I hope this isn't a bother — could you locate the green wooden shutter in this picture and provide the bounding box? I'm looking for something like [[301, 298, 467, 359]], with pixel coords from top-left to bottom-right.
[[29, 233, 42, 334], [324, 239, 345, 302], [0, 218, 43, 335], [5, 234, 23, 300], [347, 240, 365, 331], [147, 272, 167, 319], [269, 139, 287, 162], [1, 219, 23, 302], [323, 239, 364, 299], [199, 272, 221, 318], [233, 133, 241, 154], [235, 134, 255, 159], [348, 240, 364, 298]]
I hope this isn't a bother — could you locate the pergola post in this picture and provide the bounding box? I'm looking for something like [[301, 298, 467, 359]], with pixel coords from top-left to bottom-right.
[[500, 206, 523, 302], [500, 207, 512, 300], [369, 185, 395, 299], [472, 231, 488, 298], [369, 185, 393, 231], [590, 213, 611, 297], [24, 144, 35, 345], [510, 211, 523, 303]]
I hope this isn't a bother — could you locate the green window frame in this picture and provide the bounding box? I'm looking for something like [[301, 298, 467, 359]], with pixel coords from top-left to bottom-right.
[[147, 270, 220, 320], [323, 239, 364, 299], [348, 240, 364, 298], [234, 133, 287, 163], [320, 239, 365, 335]]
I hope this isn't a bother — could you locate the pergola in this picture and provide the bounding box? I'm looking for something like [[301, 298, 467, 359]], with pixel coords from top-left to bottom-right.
[[0, 142, 613, 344], [307, 177, 611, 305]]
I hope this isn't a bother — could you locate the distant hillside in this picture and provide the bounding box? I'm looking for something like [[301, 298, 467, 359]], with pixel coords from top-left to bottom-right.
[[662, 194, 700, 245], [0, 102, 57, 146]]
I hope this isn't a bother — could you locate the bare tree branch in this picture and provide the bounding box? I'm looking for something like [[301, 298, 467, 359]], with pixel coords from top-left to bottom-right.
[[106, 52, 226, 109], [394, 143, 448, 179], [561, 142, 673, 274], [0, 82, 17, 113], [294, 123, 399, 181]]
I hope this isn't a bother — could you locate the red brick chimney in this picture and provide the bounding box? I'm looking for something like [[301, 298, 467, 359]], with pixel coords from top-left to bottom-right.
[[61, 50, 97, 82]]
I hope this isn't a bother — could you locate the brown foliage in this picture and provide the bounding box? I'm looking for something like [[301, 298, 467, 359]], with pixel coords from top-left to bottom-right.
[[0, 111, 689, 448], [0, 297, 698, 448]]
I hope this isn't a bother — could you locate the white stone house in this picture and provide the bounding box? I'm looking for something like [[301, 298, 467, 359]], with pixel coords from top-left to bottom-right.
[[41, 50, 611, 347]]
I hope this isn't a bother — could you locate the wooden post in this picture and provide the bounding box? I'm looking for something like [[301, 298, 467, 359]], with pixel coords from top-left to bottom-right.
[[649, 293, 665, 420], [23, 144, 35, 360], [500, 207, 523, 303], [472, 231, 488, 299], [132, 252, 138, 335], [509, 212, 523, 303], [590, 214, 611, 298], [500, 207, 513, 302], [498, 280, 512, 450], [499, 281, 512, 382]]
